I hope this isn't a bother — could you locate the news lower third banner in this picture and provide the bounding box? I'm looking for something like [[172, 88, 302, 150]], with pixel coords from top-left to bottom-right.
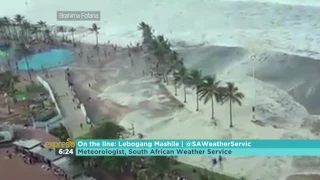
[[75, 139, 320, 156]]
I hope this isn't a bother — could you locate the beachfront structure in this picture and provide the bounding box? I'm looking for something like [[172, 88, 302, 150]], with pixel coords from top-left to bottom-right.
[[52, 157, 86, 180], [12, 139, 41, 151], [12, 139, 93, 180], [0, 123, 14, 143], [29, 145, 62, 162]]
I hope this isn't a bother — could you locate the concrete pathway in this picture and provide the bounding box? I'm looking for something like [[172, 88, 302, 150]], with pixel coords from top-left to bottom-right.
[[41, 70, 90, 138]]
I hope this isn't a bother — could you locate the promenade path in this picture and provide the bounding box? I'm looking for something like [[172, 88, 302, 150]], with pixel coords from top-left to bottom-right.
[[41, 70, 90, 138]]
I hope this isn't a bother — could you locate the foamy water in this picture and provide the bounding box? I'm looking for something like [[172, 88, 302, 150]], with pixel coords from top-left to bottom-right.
[[2, 0, 320, 58]]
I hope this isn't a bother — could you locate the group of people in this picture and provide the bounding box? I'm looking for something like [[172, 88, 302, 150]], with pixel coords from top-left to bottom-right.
[[6, 148, 39, 165], [212, 156, 223, 167]]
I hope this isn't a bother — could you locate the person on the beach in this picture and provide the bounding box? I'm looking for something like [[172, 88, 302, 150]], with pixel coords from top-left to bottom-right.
[[218, 156, 222, 162], [80, 123, 83, 129], [88, 83, 91, 88], [212, 158, 217, 166], [6, 150, 12, 159]]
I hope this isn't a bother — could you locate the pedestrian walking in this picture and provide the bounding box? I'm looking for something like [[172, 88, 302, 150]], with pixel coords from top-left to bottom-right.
[[212, 158, 217, 166]]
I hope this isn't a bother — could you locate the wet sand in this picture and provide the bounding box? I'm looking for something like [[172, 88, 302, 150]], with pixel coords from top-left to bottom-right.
[[286, 174, 320, 180]]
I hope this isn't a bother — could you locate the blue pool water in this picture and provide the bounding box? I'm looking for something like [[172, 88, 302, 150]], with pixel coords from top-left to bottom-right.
[[18, 49, 73, 70]]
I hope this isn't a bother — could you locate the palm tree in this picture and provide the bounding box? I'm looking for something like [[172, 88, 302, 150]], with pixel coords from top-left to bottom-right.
[[174, 66, 189, 103], [13, 14, 24, 24], [69, 27, 76, 45], [187, 69, 203, 111], [2, 17, 12, 39], [31, 25, 39, 40], [166, 51, 183, 95], [13, 14, 25, 39], [71, 121, 131, 173], [92, 121, 126, 139], [21, 20, 31, 41], [197, 75, 222, 121], [138, 22, 153, 46], [15, 42, 32, 81], [57, 26, 65, 41], [37, 20, 46, 40], [221, 82, 245, 128], [90, 23, 100, 53], [151, 35, 171, 75], [0, 19, 5, 38], [44, 29, 51, 43], [37, 20, 46, 30], [147, 157, 173, 180]]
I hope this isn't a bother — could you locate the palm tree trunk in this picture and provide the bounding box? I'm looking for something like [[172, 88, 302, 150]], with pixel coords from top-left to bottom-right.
[[166, 75, 169, 85], [196, 87, 199, 111], [183, 85, 187, 103], [25, 56, 32, 81], [211, 95, 214, 119], [72, 32, 75, 44], [6, 26, 11, 39], [229, 99, 233, 128], [15, 62, 19, 74], [174, 81, 177, 96], [14, 25, 19, 39], [96, 32, 99, 53]]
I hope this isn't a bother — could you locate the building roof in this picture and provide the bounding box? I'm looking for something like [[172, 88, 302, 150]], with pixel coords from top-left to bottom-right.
[[13, 139, 41, 149], [53, 157, 85, 178], [30, 145, 42, 153], [36, 147, 62, 161]]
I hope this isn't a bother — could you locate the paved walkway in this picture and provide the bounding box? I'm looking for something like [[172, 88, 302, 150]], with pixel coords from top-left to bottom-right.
[[41, 70, 90, 138]]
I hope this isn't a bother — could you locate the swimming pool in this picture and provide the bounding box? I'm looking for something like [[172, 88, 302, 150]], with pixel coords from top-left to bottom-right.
[[17, 49, 73, 70]]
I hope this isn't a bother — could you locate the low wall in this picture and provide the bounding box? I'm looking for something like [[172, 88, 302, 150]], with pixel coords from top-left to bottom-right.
[[70, 88, 92, 125], [36, 75, 62, 129], [80, 103, 91, 124], [36, 76, 61, 115]]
